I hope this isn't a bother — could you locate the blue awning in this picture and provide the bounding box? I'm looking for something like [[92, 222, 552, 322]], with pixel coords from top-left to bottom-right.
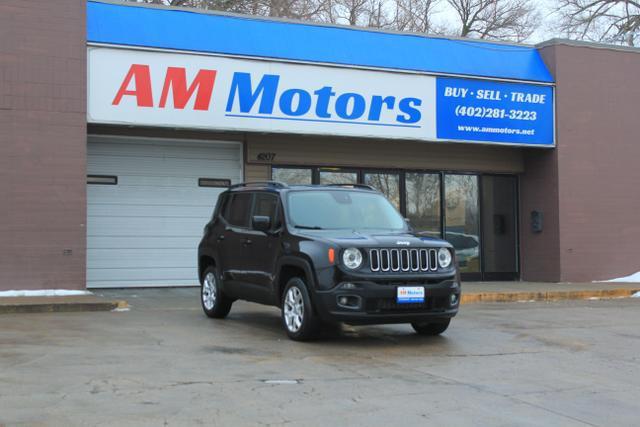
[[87, 1, 554, 83]]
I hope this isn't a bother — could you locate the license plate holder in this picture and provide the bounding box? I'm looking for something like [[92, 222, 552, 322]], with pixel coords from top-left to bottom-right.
[[397, 286, 425, 304]]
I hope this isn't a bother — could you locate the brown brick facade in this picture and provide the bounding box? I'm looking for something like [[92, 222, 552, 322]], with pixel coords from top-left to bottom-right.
[[521, 42, 640, 282], [0, 0, 87, 290]]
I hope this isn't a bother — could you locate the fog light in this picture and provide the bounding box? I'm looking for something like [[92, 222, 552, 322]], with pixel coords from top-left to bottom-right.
[[450, 293, 459, 306], [337, 295, 361, 309]]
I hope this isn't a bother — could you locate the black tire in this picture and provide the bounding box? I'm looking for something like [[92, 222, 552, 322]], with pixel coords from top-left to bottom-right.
[[281, 277, 320, 341], [200, 266, 232, 319], [411, 318, 451, 336]]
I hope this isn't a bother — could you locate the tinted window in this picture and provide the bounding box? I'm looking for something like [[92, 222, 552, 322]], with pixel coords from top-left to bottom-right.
[[253, 193, 279, 229], [217, 193, 230, 217], [226, 193, 252, 227]]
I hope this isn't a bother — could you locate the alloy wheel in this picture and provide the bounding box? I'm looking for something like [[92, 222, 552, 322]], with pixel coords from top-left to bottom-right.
[[283, 286, 304, 332], [202, 272, 217, 310]]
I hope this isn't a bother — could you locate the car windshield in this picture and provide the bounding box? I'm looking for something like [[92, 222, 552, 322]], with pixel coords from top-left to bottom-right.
[[287, 190, 407, 231]]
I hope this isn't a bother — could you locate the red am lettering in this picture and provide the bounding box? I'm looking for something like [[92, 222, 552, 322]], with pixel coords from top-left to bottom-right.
[[112, 64, 217, 111]]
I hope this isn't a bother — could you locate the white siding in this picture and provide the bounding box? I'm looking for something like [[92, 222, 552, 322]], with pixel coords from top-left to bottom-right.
[[87, 136, 242, 288]]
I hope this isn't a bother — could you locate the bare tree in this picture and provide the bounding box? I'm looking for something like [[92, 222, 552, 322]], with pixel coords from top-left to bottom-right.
[[393, 0, 443, 33], [128, 0, 327, 19], [446, 0, 540, 41], [555, 0, 640, 46], [125, 0, 542, 41]]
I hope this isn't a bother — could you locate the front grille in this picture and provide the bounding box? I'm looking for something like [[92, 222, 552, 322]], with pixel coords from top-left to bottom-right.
[[369, 248, 438, 272]]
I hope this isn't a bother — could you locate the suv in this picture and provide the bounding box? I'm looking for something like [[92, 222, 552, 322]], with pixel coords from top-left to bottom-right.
[[198, 182, 461, 341]]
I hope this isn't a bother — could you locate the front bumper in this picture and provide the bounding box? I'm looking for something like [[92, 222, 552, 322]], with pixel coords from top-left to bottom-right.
[[312, 279, 460, 325]]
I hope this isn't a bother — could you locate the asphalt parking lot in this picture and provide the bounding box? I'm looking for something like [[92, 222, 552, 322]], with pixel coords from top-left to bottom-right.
[[1, 288, 639, 427]]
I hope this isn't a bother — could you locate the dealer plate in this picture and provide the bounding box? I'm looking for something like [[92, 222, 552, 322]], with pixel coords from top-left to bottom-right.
[[397, 286, 425, 304]]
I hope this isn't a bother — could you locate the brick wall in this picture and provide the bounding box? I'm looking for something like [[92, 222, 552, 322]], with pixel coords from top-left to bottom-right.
[[0, 0, 87, 290], [552, 43, 640, 282], [524, 42, 640, 282]]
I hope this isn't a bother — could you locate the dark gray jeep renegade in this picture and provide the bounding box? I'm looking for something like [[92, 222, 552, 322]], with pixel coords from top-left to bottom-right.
[[198, 181, 461, 341]]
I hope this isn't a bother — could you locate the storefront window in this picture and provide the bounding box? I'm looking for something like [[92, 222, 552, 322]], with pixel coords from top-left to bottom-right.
[[272, 167, 312, 185], [270, 165, 518, 279], [405, 173, 441, 238], [319, 169, 358, 185], [364, 172, 400, 210], [444, 174, 480, 275]]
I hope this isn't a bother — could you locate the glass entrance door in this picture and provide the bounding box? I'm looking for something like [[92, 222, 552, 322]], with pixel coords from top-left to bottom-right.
[[481, 175, 518, 280], [444, 174, 481, 280]]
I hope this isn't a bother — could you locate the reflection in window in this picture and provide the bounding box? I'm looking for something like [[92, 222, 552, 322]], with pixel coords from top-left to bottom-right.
[[319, 170, 358, 185], [444, 174, 480, 274], [272, 167, 312, 185], [405, 173, 441, 238], [287, 191, 405, 230], [364, 173, 400, 210]]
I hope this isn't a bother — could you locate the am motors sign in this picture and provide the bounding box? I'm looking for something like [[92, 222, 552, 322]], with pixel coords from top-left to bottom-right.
[[88, 47, 555, 147]]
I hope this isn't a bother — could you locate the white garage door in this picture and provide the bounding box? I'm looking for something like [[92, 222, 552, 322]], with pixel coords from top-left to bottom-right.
[[87, 136, 242, 288]]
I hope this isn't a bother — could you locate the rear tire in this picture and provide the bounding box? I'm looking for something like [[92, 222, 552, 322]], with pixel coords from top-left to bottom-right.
[[281, 277, 320, 341], [201, 266, 232, 319], [411, 318, 451, 336]]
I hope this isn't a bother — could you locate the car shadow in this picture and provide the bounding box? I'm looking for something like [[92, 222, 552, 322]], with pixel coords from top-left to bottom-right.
[[224, 306, 455, 350]]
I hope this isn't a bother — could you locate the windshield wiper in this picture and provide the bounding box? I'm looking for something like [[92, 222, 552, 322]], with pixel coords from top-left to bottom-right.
[[294, 225, 324, 230]]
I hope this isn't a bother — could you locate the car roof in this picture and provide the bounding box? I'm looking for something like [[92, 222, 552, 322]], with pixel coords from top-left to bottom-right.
[[226, 182, 379, 193]]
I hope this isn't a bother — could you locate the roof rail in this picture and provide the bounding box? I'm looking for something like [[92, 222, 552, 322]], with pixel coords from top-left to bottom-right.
[[326, 183, 377, 191], [228, 181, 289, 190]]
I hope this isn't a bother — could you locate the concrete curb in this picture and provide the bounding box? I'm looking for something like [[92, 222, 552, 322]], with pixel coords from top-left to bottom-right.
[[461, 288, 639, 304], [0, 298, 129, 314]]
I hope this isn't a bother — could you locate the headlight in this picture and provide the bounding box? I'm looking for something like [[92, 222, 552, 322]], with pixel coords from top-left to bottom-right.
[[438, 248, 452, 269], [342, 248, 363, 269]]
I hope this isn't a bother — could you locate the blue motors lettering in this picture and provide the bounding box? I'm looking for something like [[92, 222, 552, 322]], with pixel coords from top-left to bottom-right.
[[225, 72, 422, 127]]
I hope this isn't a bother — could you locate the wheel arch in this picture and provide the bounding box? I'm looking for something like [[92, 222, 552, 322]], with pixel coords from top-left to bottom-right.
[[198, 254, 218, 284], [275, 256, 317, 307]]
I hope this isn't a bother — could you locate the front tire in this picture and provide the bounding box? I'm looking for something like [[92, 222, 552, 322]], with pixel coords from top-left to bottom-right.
[[281, 277, 320, 341], [411, 318, 451, 336], [201, 266, 232, 319]]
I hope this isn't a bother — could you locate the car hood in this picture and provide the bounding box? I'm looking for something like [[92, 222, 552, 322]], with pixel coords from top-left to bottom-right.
[[294, 229, 451, 248]]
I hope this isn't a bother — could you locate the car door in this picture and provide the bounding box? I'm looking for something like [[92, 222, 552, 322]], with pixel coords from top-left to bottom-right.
[[217, 191, 254, 296], [245, 192, 283, 299]]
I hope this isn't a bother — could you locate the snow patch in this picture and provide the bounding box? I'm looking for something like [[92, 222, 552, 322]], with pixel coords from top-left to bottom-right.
[[0, 289, 92, 298], [599, 271, 640, 283], [632, 292, 640, 298]]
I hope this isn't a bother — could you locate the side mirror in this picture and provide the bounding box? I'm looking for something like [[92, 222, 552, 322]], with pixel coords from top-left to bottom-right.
[[252, 215, 271, 232]]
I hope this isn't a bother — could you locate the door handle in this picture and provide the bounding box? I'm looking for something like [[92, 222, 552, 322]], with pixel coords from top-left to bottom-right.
[[243, 238, 253, 245], [217, 235, 225, 241]]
